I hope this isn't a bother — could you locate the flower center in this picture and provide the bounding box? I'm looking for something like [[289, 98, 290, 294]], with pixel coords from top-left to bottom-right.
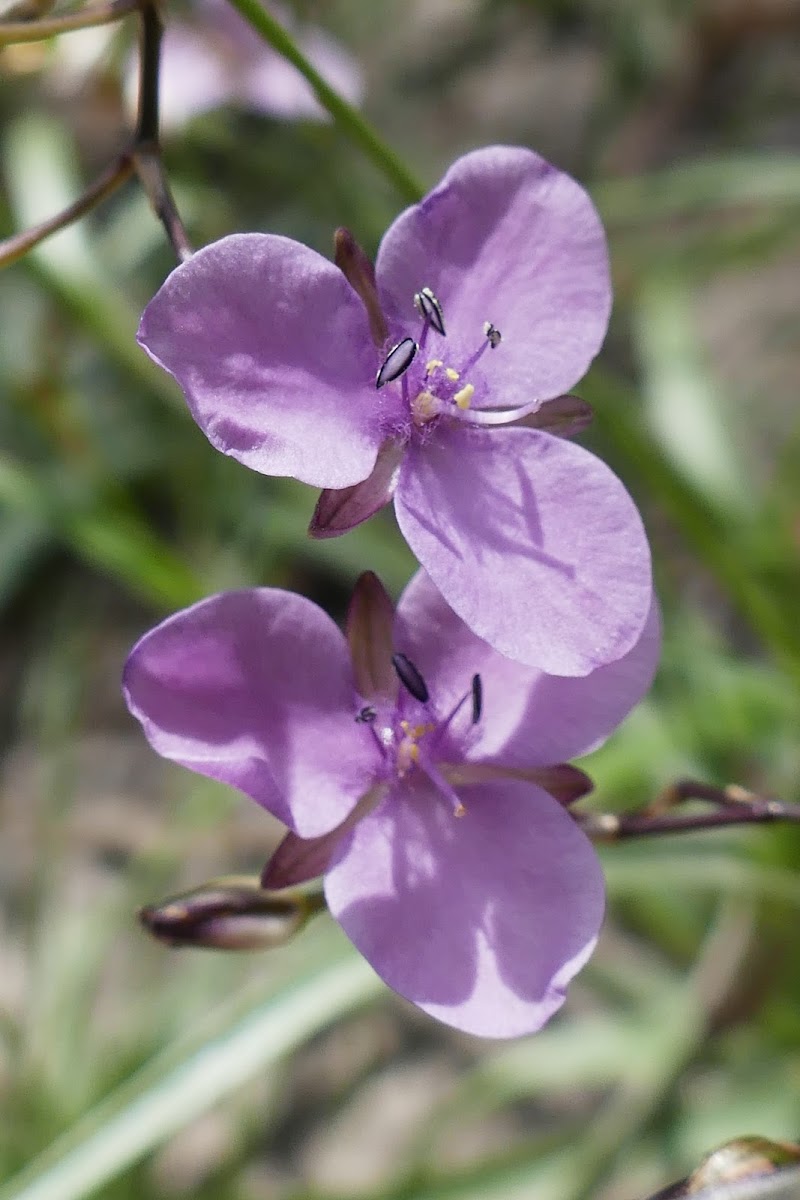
[[373, 286, 543, 432], [355, 655, 482, 819]]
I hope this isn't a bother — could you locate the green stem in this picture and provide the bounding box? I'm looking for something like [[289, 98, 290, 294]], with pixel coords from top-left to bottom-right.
[[222, 0, 423, 204]]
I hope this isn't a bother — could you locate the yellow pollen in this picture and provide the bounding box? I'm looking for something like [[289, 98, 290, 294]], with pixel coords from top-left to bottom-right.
[[454, 801, 466, 818], [409, 743, 420, 763], [454, 383, 475, 410], [412, 389, 439, 425], [445, 367, 460, 381], [425, 359, 443, 375], [400, 720, 410, 734]]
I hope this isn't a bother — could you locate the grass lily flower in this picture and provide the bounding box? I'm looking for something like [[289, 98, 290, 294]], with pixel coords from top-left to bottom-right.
[[123, 571, 660, 1037]]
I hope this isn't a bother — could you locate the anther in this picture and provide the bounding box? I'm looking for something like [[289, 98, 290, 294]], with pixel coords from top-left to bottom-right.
[[454, 383, 474, 410], [391, 653, 430, 703], [376, 337, 418, 389], [355, 705, 377, 724], [471, 674, 483, 724], [414, 286, 446, 336], [484, 322, 502, 348]]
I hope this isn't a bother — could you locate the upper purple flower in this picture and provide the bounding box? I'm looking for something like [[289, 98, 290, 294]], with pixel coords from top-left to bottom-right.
[[125, 0, 364, 131], [123, 570, 660, 1038], [138, 146, 652, 677]]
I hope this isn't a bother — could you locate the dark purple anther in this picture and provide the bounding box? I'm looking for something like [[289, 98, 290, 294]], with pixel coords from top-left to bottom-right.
[[392, 653, 429, 703], [376, 337, 418, 389], [414, 287, 446, 336], [484, 322, 502, 348], [471, 674, 483, 723]]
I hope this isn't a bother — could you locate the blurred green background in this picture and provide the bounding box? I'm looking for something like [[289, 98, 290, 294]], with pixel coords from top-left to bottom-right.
[[2, 1, 800, 1198]]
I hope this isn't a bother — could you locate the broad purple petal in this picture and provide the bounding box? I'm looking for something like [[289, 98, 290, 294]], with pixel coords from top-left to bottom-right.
[[123, 589, 382, 837], [138, 234, 385, 489], [394, 425, 652, 676], [394, 569, 660, 766], [325, 777, 605, 1038], [376, 146, 611, 404]]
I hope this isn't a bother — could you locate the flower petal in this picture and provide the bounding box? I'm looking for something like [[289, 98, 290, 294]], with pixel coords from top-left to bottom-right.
[[394, 568, 660, 765], [123, 589, 382, 837], [325, 777, 605, 1038], [138, 234, 385, 488], [376, 146, 611, 404], [394, 425, 652, 676]]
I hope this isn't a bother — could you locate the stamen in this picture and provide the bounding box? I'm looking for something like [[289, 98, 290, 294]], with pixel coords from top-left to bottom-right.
[[457, 397, 543, 426], [355, 705, 377, 724], [419, 755, 467, 818], [392, 653, 429, 703], [412, 389, 439, 425], [471, 674, 483, 724], [414, 286, 446, 336], [445, 367, 460, 381], [376, 337, 418, 389], [484, 322, 502, 348], [425, 359, 443, 375], [454, 383, 474, 410]]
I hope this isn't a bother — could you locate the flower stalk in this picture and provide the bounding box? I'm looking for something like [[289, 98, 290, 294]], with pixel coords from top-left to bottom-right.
[[580, 778, 800, 841]]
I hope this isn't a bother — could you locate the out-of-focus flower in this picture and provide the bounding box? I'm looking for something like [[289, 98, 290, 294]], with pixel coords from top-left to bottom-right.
[[127, 0, 364, 130], [139, 146, 652, 676], [123, 570, 660, 1037]]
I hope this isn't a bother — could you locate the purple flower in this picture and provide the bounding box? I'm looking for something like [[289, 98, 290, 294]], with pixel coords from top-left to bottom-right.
[[123, 570, 660, 1037], [138, 146, 651, 676], [125, 0, 364, 131]]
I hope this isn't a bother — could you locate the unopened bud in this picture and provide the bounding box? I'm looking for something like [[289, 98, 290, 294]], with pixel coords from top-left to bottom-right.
[[645, 1136, 800, 1200], [139, 876, 325, 951]]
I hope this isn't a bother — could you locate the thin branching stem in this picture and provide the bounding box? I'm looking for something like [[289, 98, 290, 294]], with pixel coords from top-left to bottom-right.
[[0, 153, 134, 268], [131, 0, 193, 261], [0, 0, 193, 267], [581, 778, 800, 841], [0, 0, 137, 44]]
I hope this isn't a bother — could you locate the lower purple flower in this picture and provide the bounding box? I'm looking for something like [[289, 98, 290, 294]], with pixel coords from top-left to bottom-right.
[[123, 571, 660, 1038]]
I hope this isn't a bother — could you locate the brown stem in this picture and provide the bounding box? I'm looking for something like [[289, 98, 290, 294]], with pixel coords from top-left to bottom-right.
[[580, 778, 800, 842], [0, 0, 137, 44], [132, 0, 193, 261], [132, 145, 193, 263], [1, 0, 193, 268], [0, 153, 134, 268]]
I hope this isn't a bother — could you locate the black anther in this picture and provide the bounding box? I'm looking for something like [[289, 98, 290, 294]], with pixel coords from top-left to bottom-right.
[[391, 653, 429, 703], [471, 674, 483, 724], [484, 322, 502, 348], [414, 287, 446, 336], [376, 337, 417, 389]]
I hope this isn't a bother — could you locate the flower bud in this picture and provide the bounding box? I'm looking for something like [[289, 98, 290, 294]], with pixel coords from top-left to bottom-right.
[[646, 1136, 800, 1199], [139, 876, 325, 951]]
